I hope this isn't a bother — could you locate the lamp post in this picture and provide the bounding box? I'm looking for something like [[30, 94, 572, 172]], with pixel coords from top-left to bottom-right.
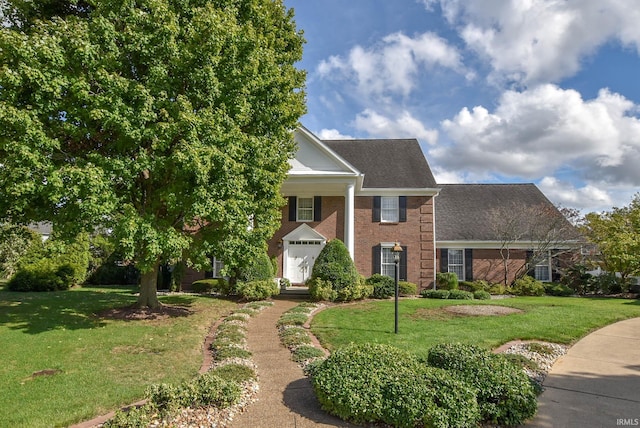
[[392, 242, 403, 334]]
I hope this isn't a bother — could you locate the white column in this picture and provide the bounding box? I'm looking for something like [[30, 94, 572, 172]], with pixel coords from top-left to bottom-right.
[[345, 183, 355, 260]]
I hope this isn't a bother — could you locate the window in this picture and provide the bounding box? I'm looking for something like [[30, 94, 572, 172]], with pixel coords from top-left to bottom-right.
[[211, 256, 224, 278], [534, 254, 551, 282], [447, 249, 465, 281], [381, 246, 396, 278], [380, 196, 399, 222], [297, 197, 313, 221]]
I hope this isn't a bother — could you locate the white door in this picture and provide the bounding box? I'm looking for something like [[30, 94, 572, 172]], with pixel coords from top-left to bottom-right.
[[286, 240, 324, 284]]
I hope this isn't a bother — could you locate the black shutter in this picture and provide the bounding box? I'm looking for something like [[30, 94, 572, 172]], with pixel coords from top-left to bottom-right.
[[372, 196, 381, 222], [288, 196, 296, 221], [400, 246, 408, 281], [372, 245, 381, 274], [399, 196, 407, 222], [465, 248, 473, 281], [440, 249, 448, 273], [314, 196, 322, 221]]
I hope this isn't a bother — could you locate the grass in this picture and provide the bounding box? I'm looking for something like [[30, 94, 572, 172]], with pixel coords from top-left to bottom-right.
[[0, 285, 237, 428], [310, 296, 640, 358]]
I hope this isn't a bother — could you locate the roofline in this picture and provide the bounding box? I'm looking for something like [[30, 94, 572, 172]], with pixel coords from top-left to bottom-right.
[[358, 187, 441, 197], [295, 126, 362, 176], [436, 240, 582, 249]]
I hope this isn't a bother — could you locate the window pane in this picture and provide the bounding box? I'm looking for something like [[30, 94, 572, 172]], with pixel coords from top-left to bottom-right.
[[447, 249, 464, 281], [380, 196, 399, 222], [381, 247, 396, 278], [297, 197, 313, 221], [534, 265, 549, 281]]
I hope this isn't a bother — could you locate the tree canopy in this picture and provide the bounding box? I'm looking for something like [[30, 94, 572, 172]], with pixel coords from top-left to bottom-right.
[[584, 194, 640, 282], [0, 0, 306, 307]]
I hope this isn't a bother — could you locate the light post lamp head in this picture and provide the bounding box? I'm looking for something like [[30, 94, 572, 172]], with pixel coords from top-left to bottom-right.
[[392, 242, 402, 263]]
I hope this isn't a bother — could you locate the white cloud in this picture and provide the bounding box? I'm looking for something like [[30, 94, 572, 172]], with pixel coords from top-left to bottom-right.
[[316, 128, 354, 140], [537, 176, 612, 211], [431, 0, 640, 84], [353, 109, 439, 145], [316, 31, 469, 99], [433, 84, 640, 188]]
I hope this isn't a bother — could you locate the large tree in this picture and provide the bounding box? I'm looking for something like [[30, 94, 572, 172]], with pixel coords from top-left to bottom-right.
[[0, 0, 306, 307], [584, 194, 640, 283]]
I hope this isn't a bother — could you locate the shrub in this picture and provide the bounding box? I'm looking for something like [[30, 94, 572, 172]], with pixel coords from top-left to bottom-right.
[[104, 403, 155, 428], [307, 277, 337, 301], [398, 281, 418, 296], [511, 275, 545, 296], [421, 289, 450, 299], [588, 272, 624, 294], [147, 372, 241, 411], [211, 345, 251, 361], [544, 282, 574, 297], [7, 263, 69, 291], [473, 290, 491, 300], [436, 272, 458, 290], [560, 264, 592, 294], [191, 278, 224, 294], [488, 283, 508, 295], [427, 343, 537, 426], [236, 249, 274, 282], [279, 326, 312, 347], [366, 274, 395, 299], [309, 239, 363, 301], [448, 289, 474, 300], [0, 224, 41, 279], [276, 313, 308, 327], [308, 343, 480, 427], [236, 280, 279, 301]]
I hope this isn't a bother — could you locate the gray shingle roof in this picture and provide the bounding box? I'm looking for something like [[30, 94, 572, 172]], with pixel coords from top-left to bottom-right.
[[435, 184, 579, 242], [323, 139, 437, 189]]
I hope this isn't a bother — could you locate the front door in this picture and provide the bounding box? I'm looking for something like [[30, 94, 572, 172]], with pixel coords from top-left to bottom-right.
[[286, 240, 324, 284]]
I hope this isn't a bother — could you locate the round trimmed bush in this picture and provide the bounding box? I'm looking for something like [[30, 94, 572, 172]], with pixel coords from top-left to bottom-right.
[[473, 290, 491, 300], [511, 275, 545, 296], [309, 240, 369, 301], [448, 289, 474, 300], [366, 274, 395, 299], [398, 281, 418, 296], [427, 343, 537, 426], [421, 289, 450, 299], [436, 272, 458, 290], [236, 280, 279, 301], [308, 343, 481, 427]]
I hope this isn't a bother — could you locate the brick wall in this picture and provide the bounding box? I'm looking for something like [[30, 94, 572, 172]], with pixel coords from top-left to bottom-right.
[[436, 248, 527, 285], [268, 195, 436, 290]]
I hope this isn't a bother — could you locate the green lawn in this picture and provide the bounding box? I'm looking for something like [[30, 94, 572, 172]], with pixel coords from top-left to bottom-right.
[[310, 297, 640, 358], [0, 286, 237, 428]]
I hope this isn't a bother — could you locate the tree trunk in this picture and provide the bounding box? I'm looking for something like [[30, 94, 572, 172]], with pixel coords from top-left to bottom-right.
[[137, 262, 161, 308]]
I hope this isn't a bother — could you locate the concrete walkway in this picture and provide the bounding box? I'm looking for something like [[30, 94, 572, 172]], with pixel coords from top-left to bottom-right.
[[526, 317, 640, 428], [229, 298, 355, 428]]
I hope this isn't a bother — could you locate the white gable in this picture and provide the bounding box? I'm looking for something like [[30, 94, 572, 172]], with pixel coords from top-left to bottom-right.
[[283, 224, 326, 241], [289, 127, 359, 176]]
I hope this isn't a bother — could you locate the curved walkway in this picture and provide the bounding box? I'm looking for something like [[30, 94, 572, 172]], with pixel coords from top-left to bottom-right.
[[229, 297, 355, 428], [526, 317, 640, 427]]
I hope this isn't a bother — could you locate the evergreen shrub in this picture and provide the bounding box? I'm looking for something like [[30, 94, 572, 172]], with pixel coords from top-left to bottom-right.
[[427, 343, 537, 426], [436, 272, 458, 290], [398, 281, 418, 295], [511, 275, 545, 296], [366, 273, 395, 299], [421, 289, 450, 299], [236, 280, 279, 301], [308, 239, 368, 301]]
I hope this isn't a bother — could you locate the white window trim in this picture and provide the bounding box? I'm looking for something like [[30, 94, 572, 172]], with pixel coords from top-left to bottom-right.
[[534, 252, 552, 282], [380, 244, 397, 279], [380, 196, 399, 223], [211, 256, 225, 278], [296, 196, 314, 222], [447, 249, 465, 281]]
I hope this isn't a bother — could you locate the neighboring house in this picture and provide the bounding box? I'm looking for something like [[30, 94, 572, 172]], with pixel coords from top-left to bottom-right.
[[186, 127, 580, 291]]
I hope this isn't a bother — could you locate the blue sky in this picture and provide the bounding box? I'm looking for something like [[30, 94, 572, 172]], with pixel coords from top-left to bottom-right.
[[283, 0, 640, 213]]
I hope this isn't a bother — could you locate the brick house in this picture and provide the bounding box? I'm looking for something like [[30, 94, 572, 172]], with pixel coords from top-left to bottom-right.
[[187, 127, 579, 290]]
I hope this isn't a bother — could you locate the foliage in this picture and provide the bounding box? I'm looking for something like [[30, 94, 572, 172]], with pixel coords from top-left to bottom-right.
[[191, 278, 225, 294], [421, 289, 450, 299], [436, 272, 458, 290], [291, 345, 325, 363], [279, 277, 291, 289], [236, 280, 279, 301], [103, 402, 156, 428], [309, 240, 368, 301], [511, 275, 545, 296], [589, 272, 624, 295], [146, 372, 241, 412], [560, 264, 593, 294], [398, 281, 417, 295], [0, 0, 306, 307], [235, 249, 274, 282], [210, 363, 256, 384], [448, 289, 474, 300], [7, 263, 74, 291], [0, 223, 41, 278], [584, 194, 640, 282], [427, 343, 537, 426], [473, 290, 491, 300], [543, 282, 574, 297], [276, 313, 308, 327], [279, 326, 312, 347], [366, 273, 395, 299], [308, 343, 480, 428]]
